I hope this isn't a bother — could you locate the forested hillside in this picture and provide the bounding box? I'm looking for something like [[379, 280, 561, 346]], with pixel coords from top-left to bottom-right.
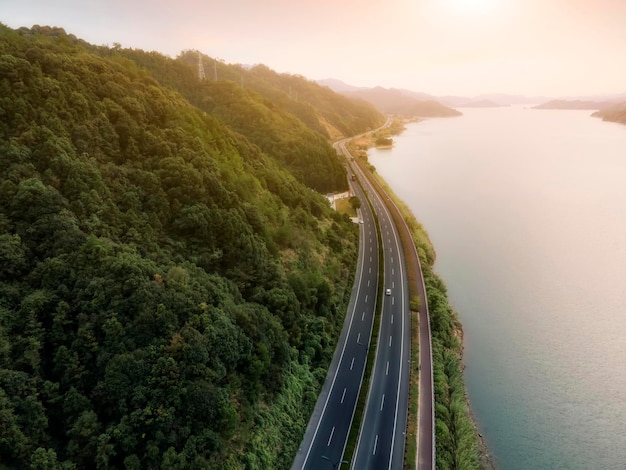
[[87, 46, 385, 193], [0, 24, 378, 469]]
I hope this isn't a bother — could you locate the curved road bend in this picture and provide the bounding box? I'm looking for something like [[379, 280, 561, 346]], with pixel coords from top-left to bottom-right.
[[291, 150, 379, 470]]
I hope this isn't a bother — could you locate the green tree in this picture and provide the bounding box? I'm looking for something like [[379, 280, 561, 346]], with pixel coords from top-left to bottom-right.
[[29, 448, 60, 470]]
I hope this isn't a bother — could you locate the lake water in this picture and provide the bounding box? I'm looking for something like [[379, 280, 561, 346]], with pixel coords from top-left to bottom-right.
[[368, 107, 626, 470]]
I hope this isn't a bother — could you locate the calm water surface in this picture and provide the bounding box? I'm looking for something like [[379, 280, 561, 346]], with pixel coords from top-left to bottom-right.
[[368, 107, 626, 470]]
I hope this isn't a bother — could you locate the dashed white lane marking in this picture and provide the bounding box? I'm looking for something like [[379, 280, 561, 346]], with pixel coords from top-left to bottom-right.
[[357, 332, 361, 344], [327, 426, 335, 446], [381, 394, 385, 411], [389, 336, 392, 347], [386, 361, 390, 375], [373, 435, 379, 455], [350, 357, 355, 370], [365, 295, 368, 303], [362, 311, 365, 321], [341, 388, 347, 404], [391, 314, 394, 325]]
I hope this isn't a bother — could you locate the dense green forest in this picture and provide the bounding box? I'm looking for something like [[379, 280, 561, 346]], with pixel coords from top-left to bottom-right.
[[87, 45, 384, 194], [0, 24, 384, 469]]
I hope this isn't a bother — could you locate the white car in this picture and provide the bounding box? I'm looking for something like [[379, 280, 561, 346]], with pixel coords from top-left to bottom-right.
[[385, 288, 391, 296]]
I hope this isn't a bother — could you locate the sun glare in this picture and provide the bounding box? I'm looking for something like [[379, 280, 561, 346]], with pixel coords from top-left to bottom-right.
[[445, 0, 499, 15]]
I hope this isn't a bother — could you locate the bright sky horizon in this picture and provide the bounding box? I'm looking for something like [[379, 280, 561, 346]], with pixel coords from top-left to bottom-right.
[[2, 0, 626, 98]]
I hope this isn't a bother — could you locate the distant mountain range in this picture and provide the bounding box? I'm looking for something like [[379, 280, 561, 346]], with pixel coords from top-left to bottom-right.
[[317, 78, 626, 111], [340, 86, 461, 117], [317, 79, 550, 110], [533, 100, 615, 110], [436, 93, 551, 107]]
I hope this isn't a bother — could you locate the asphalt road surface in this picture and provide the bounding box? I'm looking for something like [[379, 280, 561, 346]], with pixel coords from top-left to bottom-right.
[[350, 163, 411, 470], [291, 142, 380, 470], [293, 123, 434, 470], [351, 150, 435, 470]]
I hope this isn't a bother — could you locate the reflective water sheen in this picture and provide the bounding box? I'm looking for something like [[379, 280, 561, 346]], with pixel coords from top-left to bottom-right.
[[368, 107, 626, 470]]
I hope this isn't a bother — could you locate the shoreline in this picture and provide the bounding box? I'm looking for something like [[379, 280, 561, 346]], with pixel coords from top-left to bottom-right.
[[470, 401, 497, 470], [352, 116, 496, 470]]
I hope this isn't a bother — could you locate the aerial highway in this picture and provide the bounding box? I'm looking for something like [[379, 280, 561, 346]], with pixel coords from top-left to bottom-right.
[[348, 149, 411, 470], [292, 123, 434, 470], [291, 144, 380, 470], [350, 141, 435, 470]]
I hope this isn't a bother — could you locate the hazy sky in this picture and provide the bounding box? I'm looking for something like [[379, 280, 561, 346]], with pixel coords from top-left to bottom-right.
[[2, 0, 626, 97]]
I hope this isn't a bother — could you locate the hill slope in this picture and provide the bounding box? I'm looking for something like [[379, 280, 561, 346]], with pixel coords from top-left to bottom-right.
[[24, 28, 385, 194], [344, 86, 461, 117], [0, 24, 366, 469], [592, 102, 626, 125]]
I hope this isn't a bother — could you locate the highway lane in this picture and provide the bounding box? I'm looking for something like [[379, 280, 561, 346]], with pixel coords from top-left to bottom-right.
[[350, 160, 411, 470], [293, 118, 434, 470], [351, 150, 435, 470], [291, 144, 380, 470], [351, 147, 435, 470]]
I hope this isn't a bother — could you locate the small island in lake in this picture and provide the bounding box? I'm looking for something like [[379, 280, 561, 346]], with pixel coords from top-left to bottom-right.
[[375, 136, 393, 148]]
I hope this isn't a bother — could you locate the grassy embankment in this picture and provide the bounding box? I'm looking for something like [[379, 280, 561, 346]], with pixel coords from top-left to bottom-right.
[[346, 120, 488, 470], [334, 197, 358, 218]]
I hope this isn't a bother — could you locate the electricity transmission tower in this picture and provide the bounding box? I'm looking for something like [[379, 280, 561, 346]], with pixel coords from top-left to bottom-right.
[[197, 52, 206, 80]]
